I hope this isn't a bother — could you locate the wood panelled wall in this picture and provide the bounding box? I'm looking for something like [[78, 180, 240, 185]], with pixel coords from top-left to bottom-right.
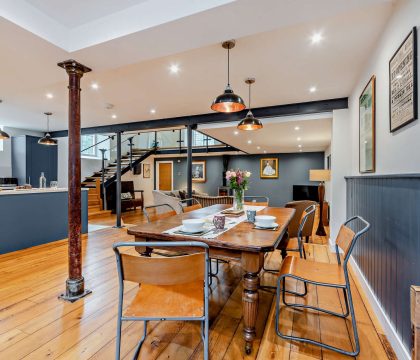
[[346, 175, 420, 350]]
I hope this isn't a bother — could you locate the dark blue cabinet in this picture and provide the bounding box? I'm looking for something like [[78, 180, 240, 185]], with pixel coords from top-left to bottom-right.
[[12, 135, 58, 187]]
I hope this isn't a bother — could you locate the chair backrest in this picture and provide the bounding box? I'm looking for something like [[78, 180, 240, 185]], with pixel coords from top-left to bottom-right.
[[113, 241, 208, 286], [144, 204, 176, 222], [152, 190, 183, 213], [180, 198, 202, 213], [285, 200, 317, 238], [336, 216, 370, 263], [192, 194, 233, 208], [297, 205, 317, 241], [244, 196, 269, 206]]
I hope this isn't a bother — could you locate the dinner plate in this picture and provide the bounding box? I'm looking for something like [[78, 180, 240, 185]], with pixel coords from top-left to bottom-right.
[[179, 226, 206, 234], [254, 222, 278, 229]]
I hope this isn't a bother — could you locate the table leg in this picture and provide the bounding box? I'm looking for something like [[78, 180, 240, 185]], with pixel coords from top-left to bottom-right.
[[243, 271, 260, 354], [241, 252, 263, 354]]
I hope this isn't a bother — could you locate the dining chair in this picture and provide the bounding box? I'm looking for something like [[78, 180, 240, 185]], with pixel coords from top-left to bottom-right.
[[275, 216, 370, 356], [113, 241, 210, 360], [179, 198, 202, 213], [143, 203, 177, 222], [244, 195, 269, 206]]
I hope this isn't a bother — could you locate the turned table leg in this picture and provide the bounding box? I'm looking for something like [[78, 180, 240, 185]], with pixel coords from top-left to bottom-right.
[[243, 271, 260, 354], [241, 252, 263, 354]]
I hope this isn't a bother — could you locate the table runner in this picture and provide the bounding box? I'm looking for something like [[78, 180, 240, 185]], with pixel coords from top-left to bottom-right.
[[162, 205, 266, 239]]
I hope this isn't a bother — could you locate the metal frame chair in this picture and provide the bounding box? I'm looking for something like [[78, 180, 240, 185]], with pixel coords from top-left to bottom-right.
[[179, 198, 202, 213], [143, 203, 177, 223], [113, 241, 210, 360], [275, 216, 370, 356], [244, 196, 269, 206]]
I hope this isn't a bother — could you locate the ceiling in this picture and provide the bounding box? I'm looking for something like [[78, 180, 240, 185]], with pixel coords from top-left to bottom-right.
[[199, 114, 332, 154], [0, 0, 394, 135]]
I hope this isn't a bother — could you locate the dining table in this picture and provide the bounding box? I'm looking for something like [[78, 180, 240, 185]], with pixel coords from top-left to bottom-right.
[[127, 204, 295, 354]]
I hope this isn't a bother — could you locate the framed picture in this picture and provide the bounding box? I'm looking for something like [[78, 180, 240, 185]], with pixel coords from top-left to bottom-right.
[[389, 27, 418, 132], [260, 158, 278, 179], [192, 160, 206, 183], [359, 75, 376, 173], [143, 163, 151, 178]]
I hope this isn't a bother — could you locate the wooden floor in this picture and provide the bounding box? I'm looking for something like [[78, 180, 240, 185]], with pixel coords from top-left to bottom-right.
[[0, 209, 395, 359]]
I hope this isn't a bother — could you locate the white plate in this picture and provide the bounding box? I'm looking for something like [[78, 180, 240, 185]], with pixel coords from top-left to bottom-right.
[[254, 222, 278, 229], [179, 226, 205, 234]]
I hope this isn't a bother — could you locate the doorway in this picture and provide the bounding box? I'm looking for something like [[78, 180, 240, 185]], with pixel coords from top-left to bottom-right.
[[156, 161, 173, 191]]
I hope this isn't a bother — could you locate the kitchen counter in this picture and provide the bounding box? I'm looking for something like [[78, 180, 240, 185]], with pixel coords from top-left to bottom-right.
[[0, 188, 88, 254]]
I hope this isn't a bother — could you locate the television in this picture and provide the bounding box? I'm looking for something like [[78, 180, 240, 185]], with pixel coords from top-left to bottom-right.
[[293, 185, 319, 202]]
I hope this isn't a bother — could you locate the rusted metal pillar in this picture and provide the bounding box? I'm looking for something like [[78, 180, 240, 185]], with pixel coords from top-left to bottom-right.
[[58, 59, 92, 302]]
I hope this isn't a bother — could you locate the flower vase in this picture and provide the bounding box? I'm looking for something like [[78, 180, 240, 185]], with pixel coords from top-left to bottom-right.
[[233, 189, 244, 211]]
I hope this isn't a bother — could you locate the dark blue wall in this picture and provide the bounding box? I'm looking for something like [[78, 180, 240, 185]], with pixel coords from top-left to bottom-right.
[[158, 152, 324, 207], [346, 175, 420, 350]]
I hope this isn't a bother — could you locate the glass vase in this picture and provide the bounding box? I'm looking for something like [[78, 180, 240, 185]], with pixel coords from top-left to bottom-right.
[[233, 189, 244, 211]]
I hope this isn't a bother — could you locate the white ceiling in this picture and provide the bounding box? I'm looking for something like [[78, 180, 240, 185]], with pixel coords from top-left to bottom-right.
[[199, 114, 332, 154], [0, 0, 394, 135]]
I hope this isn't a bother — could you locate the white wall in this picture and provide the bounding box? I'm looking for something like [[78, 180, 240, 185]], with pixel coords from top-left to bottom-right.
[[349, 0, 420, 175], [0, 127, 43, 178]]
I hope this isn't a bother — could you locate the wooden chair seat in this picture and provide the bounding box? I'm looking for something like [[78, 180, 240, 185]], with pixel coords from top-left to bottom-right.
[[124, 280, 204, 318], [279, 256, 346, 286]]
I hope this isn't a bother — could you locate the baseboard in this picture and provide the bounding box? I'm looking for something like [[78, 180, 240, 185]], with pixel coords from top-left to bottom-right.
[[349, 256, 410, 360]]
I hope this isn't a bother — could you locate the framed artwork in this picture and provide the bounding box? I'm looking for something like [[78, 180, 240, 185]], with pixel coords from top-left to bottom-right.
[[359, 75, 376, 173], [143, 163, 151, 178], [192, 160, 206, 183], [389, 27, 418, 132], [260, 158, 278, 179]]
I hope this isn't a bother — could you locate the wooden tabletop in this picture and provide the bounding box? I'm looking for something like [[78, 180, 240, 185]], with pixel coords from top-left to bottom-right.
[[127, 205, 295, 253]]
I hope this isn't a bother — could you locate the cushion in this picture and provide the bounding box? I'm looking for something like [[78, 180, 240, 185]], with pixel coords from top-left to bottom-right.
[[121, 192, 133, 200], [179, 190, 187, 200]]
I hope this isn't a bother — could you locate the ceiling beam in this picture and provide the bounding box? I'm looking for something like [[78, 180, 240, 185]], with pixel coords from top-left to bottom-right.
[[51, 97, 347, 137]]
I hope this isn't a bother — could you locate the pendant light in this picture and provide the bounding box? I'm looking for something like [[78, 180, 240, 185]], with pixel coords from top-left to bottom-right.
[[237, 78, 263, 130], [38, 112, 57, 146], [211, 40, 246, 113], [0, 128, 10, 139]]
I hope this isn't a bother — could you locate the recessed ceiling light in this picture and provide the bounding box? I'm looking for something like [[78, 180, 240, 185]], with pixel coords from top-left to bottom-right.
[[311, 32, 323, 44], [91, 82, 99, 90], [299, 149, 303, 152], [294, 126, 300, 131], [309, 86, 317, 93], [150, 108, 156, 114], [297, 137, 301, 141], [111, 114, 117, 119], [46, 93, 53, 99], [257, 146, 261, 150], [263, 150, 267, 154], [234, 130, 239, 135], [169, 64, 180, 74], [298, 144, 302, 148], [247, 140, 252, 144]]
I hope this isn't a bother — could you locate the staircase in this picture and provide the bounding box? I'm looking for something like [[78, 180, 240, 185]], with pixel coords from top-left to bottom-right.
[[82, 148, 155, 218]]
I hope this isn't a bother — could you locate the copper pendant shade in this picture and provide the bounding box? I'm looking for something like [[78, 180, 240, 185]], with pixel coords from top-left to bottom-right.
[[38, 112, 58, 146], [0, 128, 10, 139], [211, 40, 245, 113], [237, 78, 263, 130]]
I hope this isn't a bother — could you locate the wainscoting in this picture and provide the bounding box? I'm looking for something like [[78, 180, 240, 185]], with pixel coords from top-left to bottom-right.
[[346, 175, 420, 353]]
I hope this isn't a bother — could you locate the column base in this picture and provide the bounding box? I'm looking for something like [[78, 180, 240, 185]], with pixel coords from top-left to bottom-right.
[[58, 277, 92, 303]]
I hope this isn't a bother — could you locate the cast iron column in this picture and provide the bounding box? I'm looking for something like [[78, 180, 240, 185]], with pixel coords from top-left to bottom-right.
[[186, 124, 194, 198], [99, 148, 107, 210], [58, 59, 92, 302], [115, 131, 123, 228]]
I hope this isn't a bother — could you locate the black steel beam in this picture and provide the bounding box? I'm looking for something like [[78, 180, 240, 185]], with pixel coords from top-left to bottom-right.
[[186, 125, 193, 198], [51, 98, 347, 137]]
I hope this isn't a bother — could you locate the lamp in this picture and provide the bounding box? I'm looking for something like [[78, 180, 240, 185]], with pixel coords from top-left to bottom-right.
[[309, 169, 331, 236], [0, 128, 10, 139], [38, 112, 57, 146], [211, 40, 246, 113], [237, 78, 263, 130]]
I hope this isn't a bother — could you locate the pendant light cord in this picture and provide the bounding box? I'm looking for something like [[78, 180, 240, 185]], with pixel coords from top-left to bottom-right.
[[47, 114, 50, 133], [227, 47, 230, 87], [248, 82, 251, 109]]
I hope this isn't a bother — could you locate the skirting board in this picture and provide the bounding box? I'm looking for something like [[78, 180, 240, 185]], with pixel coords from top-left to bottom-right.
[[349, 256, 410, 360]]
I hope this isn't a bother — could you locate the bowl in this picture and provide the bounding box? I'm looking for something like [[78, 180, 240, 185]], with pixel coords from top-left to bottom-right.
[[182, 219, 205, 232], [254, 215, 276, 227]]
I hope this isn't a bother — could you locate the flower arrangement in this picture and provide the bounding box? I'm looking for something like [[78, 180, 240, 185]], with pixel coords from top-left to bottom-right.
[[225, 169, 251, 210]]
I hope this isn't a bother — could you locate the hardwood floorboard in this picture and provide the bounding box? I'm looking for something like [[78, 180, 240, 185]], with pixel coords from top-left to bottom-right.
[[0, 210, 393, 359]]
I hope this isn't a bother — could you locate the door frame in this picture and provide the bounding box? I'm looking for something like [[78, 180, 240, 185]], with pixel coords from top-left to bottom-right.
[[155, 160, 174, 191]]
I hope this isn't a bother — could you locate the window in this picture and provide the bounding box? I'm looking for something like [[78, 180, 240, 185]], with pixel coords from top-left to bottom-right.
[[81, 135, 97, 156]]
